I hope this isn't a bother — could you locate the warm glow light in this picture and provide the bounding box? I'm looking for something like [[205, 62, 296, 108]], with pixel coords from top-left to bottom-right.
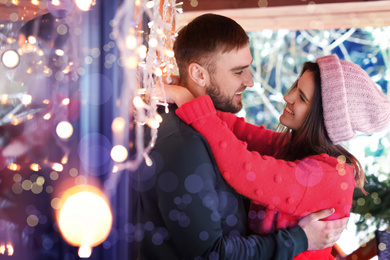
[[52, 0, 60, 6], [6, 244, 13, 256], [31, 0, 39, 5], [133, 96, 145, 109], [75, 0, 95, 11], [126, 56, 138, 69], [56, 121, 73, 139], [21, 94, 32, 105], [78, 246, 92, 258], [155, 68, 162, 77], [138, 45, 147, 54], [43, 113, 51, 120], [44, 66, 52, 76], [138, 45, 147, 59], [111, 117, 126, 132], [7, 163, 21, 171], [0, 243, 14, 256], [111, 145, 128, 162], [62, 98, 70, 105], [148, 38, 158, 48], [145, 154, 153, 166], [147, 119, 159, 129], [11, 118, 21, 126], [55, 49, 65, 56], [2, 50, 20, 68], [52, 163, 64, 172], [30, 163, 41, 172], [126, 35, 137, 49], [155, 114, 163, 123], [146, 1, 154, 8], [28, 36, 37, 44], [1, 94, 8, 104], [57, 185, 112, 249], [165, 49, 174, 58], [61, 156, 68, 164]]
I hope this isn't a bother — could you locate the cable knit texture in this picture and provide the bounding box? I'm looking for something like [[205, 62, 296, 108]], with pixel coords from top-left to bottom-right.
[[317, 54, 390, 143], [176, 95, 356, 260]]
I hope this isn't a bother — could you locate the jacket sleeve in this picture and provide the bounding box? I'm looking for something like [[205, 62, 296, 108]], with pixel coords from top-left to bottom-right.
[[150, 128, 308, 259], [176, 95, 355, 218]]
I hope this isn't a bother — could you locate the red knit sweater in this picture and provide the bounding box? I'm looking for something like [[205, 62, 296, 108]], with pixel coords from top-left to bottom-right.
[[176, 95, 356, 260]]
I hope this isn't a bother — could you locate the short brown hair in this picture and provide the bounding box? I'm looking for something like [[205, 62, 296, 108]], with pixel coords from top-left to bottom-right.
[[173, 14, 249, 85]]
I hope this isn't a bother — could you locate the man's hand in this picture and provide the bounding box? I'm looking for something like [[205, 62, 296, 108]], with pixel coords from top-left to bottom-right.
[[298, 208, 348, 250]]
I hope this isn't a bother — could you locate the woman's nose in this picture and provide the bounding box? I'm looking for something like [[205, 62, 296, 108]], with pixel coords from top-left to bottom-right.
[[284, 91, 293, 104]]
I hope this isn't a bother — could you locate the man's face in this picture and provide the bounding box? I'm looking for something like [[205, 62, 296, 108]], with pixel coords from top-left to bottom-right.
[[205, 45, 254, 113]]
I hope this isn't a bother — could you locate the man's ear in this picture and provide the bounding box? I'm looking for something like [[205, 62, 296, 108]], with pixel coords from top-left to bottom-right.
[[188, 63, 209, 88]]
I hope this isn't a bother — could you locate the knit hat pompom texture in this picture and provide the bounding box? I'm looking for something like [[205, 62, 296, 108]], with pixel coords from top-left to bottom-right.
[[316, 54, 390, 144]]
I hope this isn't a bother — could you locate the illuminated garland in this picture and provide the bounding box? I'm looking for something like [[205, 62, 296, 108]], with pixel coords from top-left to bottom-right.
[[110, 0, 181, 177]]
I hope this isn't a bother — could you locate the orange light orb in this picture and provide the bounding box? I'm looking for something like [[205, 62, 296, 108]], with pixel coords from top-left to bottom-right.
[[57, 185, 112, 249]]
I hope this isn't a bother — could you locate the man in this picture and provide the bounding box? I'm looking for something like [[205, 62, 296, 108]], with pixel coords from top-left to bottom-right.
[[132, 13, 347, 259]]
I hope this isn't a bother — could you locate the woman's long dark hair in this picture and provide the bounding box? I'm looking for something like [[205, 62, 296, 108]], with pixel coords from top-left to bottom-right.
[[274, 62, 365, 190]]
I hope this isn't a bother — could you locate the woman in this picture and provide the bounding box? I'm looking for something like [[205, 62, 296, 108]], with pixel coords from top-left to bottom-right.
[[164, 55, 390, 259]]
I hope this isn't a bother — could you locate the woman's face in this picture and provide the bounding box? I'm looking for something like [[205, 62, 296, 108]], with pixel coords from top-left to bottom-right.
[[279, 70, 315, 131]]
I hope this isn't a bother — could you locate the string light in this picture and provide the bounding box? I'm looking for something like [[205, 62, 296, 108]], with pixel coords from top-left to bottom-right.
[[52, 163, 64, 172], [105, 0, 178, 196], [30, 163, 41, 172]]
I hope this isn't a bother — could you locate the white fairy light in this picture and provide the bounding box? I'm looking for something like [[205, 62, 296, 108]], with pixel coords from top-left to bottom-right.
[[108, 0, 178, 191]]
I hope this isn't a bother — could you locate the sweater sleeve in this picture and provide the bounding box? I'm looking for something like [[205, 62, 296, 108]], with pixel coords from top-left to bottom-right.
[[216, 110, 278, 156], [176, 95, 355, 218]]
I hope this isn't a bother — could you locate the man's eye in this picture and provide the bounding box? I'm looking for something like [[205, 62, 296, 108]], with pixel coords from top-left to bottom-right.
[[235, 71, 243, 75]]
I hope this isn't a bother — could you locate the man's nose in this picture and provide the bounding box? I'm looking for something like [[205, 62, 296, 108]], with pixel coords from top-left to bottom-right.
[[244, 69, 254, 87]]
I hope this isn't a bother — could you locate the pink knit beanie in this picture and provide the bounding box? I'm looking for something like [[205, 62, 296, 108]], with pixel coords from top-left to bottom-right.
[[316, 54, 390, 144]]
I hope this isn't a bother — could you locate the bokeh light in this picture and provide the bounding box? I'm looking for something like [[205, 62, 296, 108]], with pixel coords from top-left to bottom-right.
[[111, 145, 128, 162], [56, 121, 74, 139], [111, 117, 126, 133], [57, 185, 112, 250], [1, 50, 20, 68], [75, 0, 95, 11]]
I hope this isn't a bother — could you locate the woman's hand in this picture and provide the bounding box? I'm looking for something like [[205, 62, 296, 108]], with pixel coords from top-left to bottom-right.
[[164, 85, 194, 107], [155, 76, 194, 107]]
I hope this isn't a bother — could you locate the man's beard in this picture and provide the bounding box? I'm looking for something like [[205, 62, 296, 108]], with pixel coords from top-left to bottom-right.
[[206, 77, 243, 113]]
